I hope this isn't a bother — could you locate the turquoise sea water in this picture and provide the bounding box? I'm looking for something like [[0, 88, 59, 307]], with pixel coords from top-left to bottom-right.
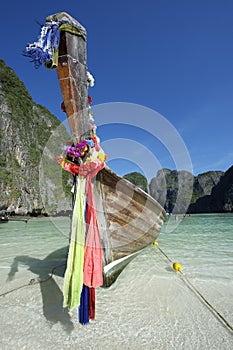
[[0, 214, 232, 349]]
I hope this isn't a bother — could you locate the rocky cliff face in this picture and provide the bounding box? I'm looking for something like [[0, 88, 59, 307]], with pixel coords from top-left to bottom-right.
[[0, 59, 72, 215], [123, 166, 232, 214], [149, 169, 194, 214], [148, 168, 230, 213], [188, 166, 233, 213], [121, 167, 232, 214]]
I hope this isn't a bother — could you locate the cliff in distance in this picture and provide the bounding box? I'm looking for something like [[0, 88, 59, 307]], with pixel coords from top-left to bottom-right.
[[0, 59, 72, 215], [188, 166, 233, 213], [149, 169, 224, 213], [122, 168, 233, 214]]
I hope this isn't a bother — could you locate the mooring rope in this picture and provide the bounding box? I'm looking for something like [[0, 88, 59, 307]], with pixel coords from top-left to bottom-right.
[[153, 242, 233, 334], [0, 264, 66, 299]]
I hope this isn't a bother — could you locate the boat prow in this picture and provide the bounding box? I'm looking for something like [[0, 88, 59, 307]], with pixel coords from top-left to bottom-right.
[[94, 166, 166, 286], [24, 12, 166, 287]]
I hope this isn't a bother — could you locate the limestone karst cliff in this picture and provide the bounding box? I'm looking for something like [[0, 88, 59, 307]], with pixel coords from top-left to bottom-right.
[[0, 59, 72, 215], [149, 168, 226, 213], [188, 166, 233, 213], [124, 168, 232, 214]]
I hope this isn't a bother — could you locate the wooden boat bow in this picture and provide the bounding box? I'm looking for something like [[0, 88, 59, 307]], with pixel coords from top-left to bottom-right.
[[46, 12, 91, 142], [24, 12, 166, 291], [47, 12, 166, 286]]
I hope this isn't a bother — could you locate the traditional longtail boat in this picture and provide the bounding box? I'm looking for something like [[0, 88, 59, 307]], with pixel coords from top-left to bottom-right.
[[24, 12, 166, 323], [0, 210, 9, 223]]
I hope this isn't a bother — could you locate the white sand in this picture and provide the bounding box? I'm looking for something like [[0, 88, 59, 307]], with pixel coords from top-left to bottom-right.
[[0, 250, 232, 350]]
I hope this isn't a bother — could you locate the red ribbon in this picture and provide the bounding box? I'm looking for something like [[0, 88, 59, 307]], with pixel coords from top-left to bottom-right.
[[88, 287, 95, 320], [83, 163, 104, 288]]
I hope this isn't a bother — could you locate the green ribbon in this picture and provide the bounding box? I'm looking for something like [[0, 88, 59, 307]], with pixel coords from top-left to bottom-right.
[[63, 176, 86, 310], [44, 49, 58, 69]]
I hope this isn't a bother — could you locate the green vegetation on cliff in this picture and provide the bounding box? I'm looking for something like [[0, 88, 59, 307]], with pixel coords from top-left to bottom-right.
[[0, 59, 72, 213], [123, 172, 148, 193], [0, 59, 61, 163]]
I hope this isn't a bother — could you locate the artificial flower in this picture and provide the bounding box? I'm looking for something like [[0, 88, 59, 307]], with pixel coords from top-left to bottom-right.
[[87, 71, 95, 87], [88, 95, 92, 105], [65, 140, 90, 158]]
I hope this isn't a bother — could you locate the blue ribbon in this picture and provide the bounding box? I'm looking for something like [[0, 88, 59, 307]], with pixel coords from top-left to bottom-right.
[[78, 284, 89, 325]]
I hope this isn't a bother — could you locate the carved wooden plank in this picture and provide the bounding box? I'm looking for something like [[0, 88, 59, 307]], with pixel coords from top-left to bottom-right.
[[97, 168, 166, 265], [56, 19, 90, 142]]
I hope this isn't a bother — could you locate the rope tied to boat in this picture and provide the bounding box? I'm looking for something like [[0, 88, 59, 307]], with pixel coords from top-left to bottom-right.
[[0, 264, 66, 299], [153, 241, 233, 334]]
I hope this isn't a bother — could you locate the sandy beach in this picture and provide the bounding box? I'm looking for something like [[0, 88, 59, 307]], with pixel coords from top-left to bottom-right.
[[0, 247, 232, 350]]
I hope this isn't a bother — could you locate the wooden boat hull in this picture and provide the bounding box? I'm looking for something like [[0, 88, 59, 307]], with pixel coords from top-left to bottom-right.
[[95, 167, 166, 286]]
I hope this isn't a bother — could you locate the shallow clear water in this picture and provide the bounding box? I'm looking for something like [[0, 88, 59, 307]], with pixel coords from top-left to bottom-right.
[[0, 214, 232, 349]]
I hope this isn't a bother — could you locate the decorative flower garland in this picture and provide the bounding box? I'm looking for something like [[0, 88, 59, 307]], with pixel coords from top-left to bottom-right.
[[57, 136, 106, 177], [57, 95, 106, 176], [57, 78, 106, 179], [65, 139, 90, 159]]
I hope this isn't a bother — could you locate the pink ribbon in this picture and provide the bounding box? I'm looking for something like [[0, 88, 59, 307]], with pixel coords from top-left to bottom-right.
[[83, 163, 105, 288]]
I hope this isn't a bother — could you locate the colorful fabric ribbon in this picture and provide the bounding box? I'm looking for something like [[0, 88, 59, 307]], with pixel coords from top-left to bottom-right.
[[23, 16, 86, 68], [62, 160, 105, 324], [78, 285, 89, 325], [83, 166, 104, 288], [63, 176, 86, 310]]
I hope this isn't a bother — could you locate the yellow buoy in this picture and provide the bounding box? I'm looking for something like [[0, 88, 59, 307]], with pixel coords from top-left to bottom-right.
[[173, 262, 183, 272], [153, 241, 158, 246]]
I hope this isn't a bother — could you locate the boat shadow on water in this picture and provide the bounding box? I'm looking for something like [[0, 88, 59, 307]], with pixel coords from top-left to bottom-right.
[[7, 246, 74, 333]]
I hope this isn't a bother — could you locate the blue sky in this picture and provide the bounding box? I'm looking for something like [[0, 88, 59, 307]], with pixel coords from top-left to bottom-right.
[[1, 0, 233, 179]]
